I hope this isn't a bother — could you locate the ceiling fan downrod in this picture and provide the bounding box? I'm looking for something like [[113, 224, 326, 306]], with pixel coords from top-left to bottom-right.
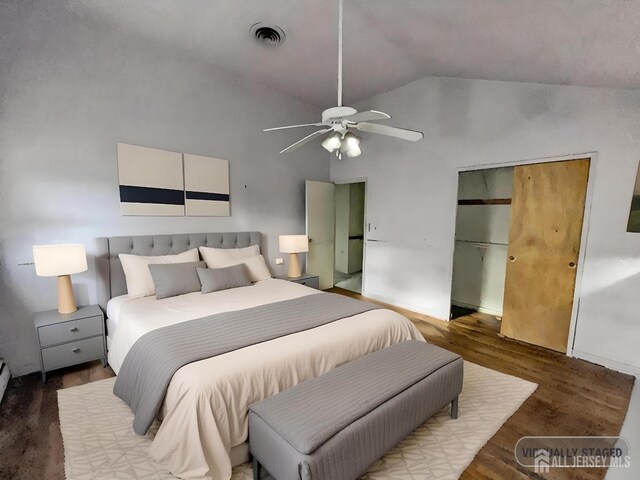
[[337, 0, 344, 107], [261, 0, 424, 155]]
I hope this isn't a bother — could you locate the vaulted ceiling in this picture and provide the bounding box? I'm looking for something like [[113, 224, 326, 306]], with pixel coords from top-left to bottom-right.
[[75, 0, 640, 107]]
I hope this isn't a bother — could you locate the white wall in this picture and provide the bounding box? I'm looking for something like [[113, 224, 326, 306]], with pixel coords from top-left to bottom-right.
[[0, 2, 328, 376], [331, 76, 640, 373]]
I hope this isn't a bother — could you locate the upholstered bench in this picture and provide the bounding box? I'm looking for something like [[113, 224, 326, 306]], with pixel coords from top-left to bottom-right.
[[248, 340, 463, 480]]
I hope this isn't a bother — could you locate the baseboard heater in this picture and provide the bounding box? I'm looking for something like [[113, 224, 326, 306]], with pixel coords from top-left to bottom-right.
[[0, 360, 9, 404]]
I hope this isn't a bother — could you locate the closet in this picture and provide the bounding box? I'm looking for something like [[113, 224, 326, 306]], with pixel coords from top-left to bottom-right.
[[451, 158, 590, 353]]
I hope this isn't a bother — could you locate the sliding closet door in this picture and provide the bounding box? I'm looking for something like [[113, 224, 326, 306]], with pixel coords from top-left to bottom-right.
[[501, 159, 589, 353]]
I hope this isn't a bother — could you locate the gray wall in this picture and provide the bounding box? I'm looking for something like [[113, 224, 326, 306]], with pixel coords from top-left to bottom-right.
[[331, 76, 640, 374], [0, 1, 328, 376]]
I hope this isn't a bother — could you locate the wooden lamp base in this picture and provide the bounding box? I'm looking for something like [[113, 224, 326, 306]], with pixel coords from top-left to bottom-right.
[[287, 253, 302, 278], [57, 274, 78, 314]]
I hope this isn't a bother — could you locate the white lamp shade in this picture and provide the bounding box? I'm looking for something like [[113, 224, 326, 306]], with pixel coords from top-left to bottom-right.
[[33, 244, 88, 277], [279, 235, 309, 253], [321, 133, 342, 153]]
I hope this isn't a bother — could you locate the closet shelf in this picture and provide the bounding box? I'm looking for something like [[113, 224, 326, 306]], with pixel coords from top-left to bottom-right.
[[458, 198, 512, 205], [456, 240, 508, 248]]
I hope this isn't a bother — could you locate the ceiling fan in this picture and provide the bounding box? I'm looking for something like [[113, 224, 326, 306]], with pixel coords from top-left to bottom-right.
[[263, 0, 424, 159]]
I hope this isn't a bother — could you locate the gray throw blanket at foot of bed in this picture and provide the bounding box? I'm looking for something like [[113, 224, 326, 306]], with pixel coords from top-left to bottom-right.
[[113, 292, 380, 435]]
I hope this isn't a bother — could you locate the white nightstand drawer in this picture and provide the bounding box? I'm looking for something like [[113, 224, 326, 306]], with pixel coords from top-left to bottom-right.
[[41, 336, 105, 371], [38, 315, 103, 347]]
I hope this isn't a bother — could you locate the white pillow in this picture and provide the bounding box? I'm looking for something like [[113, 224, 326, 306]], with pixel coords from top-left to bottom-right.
[[206, 254, 272, 283], [119, 248, 199, 298], [199, 245, 260, 268], [242, 255, 272, 282]]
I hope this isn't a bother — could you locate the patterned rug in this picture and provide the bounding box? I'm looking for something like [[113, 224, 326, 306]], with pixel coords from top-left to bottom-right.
[[58, 362, 536, 480]]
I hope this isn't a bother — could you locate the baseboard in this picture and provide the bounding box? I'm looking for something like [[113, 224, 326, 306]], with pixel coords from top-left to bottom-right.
[[362, 292, 447, 321], [451, 301, 503, 317], [571, 349, 640, 377]]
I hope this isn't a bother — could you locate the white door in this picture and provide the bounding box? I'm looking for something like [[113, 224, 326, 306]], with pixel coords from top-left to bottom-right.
[[306, 180, 335, 290]]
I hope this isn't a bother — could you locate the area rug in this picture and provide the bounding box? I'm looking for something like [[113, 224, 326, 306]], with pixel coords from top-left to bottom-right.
[[58, 362, 537, 480]]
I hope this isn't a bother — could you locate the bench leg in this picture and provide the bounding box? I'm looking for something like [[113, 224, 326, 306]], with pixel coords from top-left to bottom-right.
[[451, 396, 459, 419], [253, 456, 261, 480]]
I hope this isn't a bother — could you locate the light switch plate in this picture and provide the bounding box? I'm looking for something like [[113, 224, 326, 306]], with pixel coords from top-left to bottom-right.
[[275, 258, 284, 265]]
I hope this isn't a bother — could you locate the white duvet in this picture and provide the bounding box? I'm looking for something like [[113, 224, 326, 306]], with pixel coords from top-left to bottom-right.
[[108, 279, 424, 480]]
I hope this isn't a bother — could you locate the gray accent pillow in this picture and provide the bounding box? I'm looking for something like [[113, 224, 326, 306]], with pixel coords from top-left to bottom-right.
[[148, 261, 206, 300], [197, 264, 252, 294]]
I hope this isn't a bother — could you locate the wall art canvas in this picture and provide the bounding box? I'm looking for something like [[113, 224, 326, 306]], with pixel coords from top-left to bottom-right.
[[183, 153, 230, 217], [117, 143, 185, 216]]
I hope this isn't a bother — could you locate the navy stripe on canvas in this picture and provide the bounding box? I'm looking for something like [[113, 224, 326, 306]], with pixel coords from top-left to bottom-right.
[[119, 185, 185, 205], [186, 191, 230, 202]]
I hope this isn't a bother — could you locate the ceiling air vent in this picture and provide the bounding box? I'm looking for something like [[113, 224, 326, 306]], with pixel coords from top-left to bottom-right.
[[250, 23, 285, 46]]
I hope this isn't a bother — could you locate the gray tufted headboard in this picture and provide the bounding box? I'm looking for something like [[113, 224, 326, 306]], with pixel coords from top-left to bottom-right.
[[95, 232, 262, 311]]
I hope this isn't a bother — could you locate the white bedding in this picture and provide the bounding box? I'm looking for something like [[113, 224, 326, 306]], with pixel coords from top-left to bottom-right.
[[107, 279, 424, 480], [105, 294, 132, 329]]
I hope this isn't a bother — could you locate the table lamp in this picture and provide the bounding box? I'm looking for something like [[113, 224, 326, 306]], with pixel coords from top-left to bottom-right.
[[278, 235, 309, 278], [33, 244, 88, 314]]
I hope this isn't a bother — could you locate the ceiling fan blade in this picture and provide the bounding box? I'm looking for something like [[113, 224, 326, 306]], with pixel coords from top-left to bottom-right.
[[264, 122, 326, 132], [342, 110, 391, 123], [355, 122, 424, 141], [279, 128, 332, 154]]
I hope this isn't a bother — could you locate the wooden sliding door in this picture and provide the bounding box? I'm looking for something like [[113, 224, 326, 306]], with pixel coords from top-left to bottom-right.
[[501, 159, 589, 353]]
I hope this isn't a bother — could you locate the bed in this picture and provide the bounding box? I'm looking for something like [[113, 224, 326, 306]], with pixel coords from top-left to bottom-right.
[[96, 232, 424, 480]]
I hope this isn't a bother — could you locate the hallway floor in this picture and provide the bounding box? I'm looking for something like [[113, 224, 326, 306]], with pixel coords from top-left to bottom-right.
[[333, 270, 362, 293]]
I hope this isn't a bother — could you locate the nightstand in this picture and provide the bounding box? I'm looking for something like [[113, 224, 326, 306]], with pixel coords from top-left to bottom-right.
[[276, 273, 320, 290], [34, 305, 107, 382]]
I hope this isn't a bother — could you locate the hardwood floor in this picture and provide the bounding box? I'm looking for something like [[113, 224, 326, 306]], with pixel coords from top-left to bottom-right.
[[0, 290, 634, 480], [0, 360, 115, 480], [451, 309, 502, 334], [330, 288, 635, 480]]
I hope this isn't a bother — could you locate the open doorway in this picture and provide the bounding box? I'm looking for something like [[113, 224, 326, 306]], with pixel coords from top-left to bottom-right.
[[333, 182, 365, 293], [305, 180, 367, 292], [450, 158, 591, 353], [450, 167, 512, 332]]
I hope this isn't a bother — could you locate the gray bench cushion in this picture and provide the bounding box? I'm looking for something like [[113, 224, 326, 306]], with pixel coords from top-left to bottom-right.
[[248, 340, 463, 480], [250, 340, 461, 455]]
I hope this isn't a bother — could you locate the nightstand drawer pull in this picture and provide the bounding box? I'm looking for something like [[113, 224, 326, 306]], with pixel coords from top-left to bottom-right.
[[70, 327, 79, 332], [72, 347, 80, 353]]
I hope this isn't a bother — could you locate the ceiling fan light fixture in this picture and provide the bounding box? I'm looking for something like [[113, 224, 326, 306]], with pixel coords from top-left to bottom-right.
[[346, 143, 362, 157], [322, 132, 342, 152], [345, 132, 362, 157], [345, 131, 361, 146], [339, 131, 361, 152]]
